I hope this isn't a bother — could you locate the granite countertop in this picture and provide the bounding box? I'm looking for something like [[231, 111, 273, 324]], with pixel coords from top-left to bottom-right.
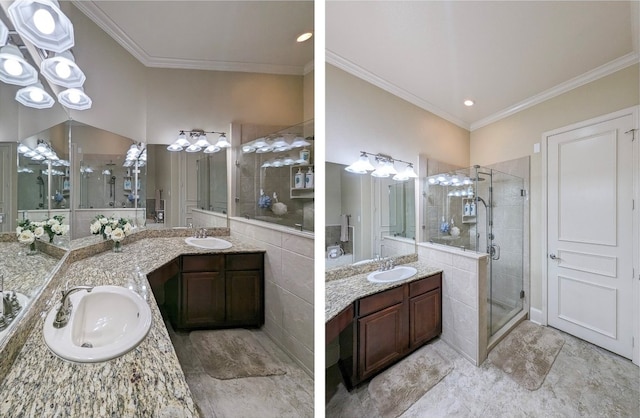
[[0, 242, 60, 298], [325, 261, 443, 323], [0, 235, 264, 417]]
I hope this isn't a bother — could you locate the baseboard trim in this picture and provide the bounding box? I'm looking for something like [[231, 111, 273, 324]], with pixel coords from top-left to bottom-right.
[[529, 307, 543, 325]]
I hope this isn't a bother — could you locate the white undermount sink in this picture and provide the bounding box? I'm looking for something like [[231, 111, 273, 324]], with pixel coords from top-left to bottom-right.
[[184, 237, 233, 250], [367, 266, 418, 283], [43, 286, 152, 363]]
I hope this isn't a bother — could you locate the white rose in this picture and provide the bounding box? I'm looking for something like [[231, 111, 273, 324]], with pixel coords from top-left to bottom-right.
[[48, 218, 59, 226], [111, 219, 119, 228], [90, 221, 101, 234], [52, 224, 64, 235], [18, 229, 35, 244], [33, 226, 45, 239], [123, 222, 132, 236], [99, 217, 108, 225], [104, 226, 113, 236], [110, 228, 125, 242], [16, 226, 22, 235]]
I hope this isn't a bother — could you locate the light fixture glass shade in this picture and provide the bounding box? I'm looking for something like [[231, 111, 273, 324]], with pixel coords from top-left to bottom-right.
[[57, 87, 92, 110], [40, 50, 86, 88], [0, 44, 38, 86], [242, 145, 256, 153], [175, 132, 190, 148], [16, 82, 55, 109], [291, 135, 310, 148], [203, 145, 221, 154], [345, 154, 375, 174], [215, 133, 231, 148], [0, 19, 8, 47], [392, 172, 409, 181], [385, 160, 398, 175], [253, 138, 270, 148], [167, 143, 183, 152], [194, 133, 211, 148], [185, 144, 201, 153], [8, 0, 74, 53], [272, 136, 289, 149], [404, 164, 418, 178], [371, 163, 390, 178], [17, 143, 31, 153]]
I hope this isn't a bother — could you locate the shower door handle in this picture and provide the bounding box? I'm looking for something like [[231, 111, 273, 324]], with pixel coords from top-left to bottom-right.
[[549, 253, 558, 260], [490, 244, 500, 260]]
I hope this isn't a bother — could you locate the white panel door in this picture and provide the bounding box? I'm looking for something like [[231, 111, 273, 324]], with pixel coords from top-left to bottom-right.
[[548, 114, 634, 359]]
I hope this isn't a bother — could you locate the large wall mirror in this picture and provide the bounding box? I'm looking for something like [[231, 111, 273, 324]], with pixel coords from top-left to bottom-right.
[[325, 161, 417, 270], [69, 122, 147, 240]]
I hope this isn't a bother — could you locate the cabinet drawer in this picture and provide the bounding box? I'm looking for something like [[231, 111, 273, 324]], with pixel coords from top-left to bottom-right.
[[358, 286, 404, 317], [226, 253, 264, 271], [409, 273, 441, 298], [182, 255, 225, 272]]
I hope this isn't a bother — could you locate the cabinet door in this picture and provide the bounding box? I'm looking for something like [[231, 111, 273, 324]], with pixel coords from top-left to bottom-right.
[[181, 272, 225, 327], [409, 288, 441, 349], [358, 303, 405, 380], [226, 270, 263, 326]]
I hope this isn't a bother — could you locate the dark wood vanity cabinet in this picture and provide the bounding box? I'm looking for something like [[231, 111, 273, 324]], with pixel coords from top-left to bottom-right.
[[163, 252, 264, 330], [339, 272, 442, 387]]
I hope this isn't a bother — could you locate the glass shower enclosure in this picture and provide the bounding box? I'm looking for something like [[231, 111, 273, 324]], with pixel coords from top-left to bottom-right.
[[424, 165, 525, 336]]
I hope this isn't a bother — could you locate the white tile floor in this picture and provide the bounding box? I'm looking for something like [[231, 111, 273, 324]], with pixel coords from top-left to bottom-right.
[[166, 323, 314, 418], [326, 330, 640, 417]]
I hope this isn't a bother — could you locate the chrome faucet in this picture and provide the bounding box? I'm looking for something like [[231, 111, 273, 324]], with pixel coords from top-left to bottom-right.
[[379, 257, 395, 271], [53, 286, 93, 329]]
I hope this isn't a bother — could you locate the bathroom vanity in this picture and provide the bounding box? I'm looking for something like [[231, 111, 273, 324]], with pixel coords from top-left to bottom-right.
[[0, 230, 265, 416], [160, 253, 264, 329], [326, 263, 442, 388]]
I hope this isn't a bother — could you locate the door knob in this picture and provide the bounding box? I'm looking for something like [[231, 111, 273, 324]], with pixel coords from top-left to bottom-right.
[[549, 253, 557, 260]]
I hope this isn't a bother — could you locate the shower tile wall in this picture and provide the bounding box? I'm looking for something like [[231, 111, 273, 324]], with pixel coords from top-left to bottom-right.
[[325, 225, 353, 254]]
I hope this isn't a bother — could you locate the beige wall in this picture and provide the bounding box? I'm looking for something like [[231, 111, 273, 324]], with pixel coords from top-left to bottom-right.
[[326, 64, 470, 167], [304, 70, 314, 122], [470, 64, 640, 310]]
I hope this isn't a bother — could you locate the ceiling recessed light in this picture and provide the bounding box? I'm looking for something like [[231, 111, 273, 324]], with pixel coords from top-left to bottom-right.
[[464, 99, 475, 107], [296, 32, 312, 43]]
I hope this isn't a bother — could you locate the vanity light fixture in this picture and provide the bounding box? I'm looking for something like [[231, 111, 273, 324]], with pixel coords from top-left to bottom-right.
[[15, 81, 54, 108], [8, 0, 74, 53], [40, 50, 85, 87], [0, 44, 38, 86], [57, 86, 92, 110], [345, 151, 417, 181], [167, 130, 227, 153]]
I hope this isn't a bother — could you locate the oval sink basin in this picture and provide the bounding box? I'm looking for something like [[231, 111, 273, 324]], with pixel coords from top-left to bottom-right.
[[367, 266, 418, 283], [184, 237, 232, 250], [43, 286, 152, 363]]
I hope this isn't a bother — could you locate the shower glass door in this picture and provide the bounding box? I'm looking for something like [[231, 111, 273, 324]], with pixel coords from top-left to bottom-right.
[[485, 168, 524, 336]]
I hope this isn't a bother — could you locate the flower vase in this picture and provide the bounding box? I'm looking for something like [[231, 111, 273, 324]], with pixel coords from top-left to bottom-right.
[[103, 233, 108, 240], [113, 241, 123, 253], [48, 234, 54, 243], [27, 241, 37, 256]]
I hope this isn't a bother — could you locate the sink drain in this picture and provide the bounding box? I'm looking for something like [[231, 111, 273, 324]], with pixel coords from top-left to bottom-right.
[[81, 342, 93, 348]]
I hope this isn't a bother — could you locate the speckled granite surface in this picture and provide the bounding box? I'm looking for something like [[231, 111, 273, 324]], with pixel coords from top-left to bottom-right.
[[0, 233, 262, 417], [325, 253, 418, 282], [0, 242, 60, 298], [325, 261, 442, 322]]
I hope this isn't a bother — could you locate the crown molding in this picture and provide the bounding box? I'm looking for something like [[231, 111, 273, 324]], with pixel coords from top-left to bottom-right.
[[72, 1, 306, 76], [471, 52, 640, 131], [326, 50, 470, 130]]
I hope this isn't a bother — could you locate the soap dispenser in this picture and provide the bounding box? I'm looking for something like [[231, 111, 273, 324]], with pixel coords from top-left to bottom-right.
[[305, 167, 314, 188], [464, 201, 471, 216], [470, 200, 476, 216], [294, 168, 305, 189]]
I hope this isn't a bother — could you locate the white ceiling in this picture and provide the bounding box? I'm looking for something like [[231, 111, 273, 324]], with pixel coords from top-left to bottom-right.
[[72, 0, 314, 75], [326, 1, 639, 131]]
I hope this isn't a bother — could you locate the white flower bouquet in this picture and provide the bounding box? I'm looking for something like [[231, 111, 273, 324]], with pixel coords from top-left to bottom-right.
[[17, 216, 69, 250], [90, 215, 133, 251]]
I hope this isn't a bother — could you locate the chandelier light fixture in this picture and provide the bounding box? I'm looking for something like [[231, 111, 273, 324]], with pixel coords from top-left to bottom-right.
[[0, 0, 92, 110], [18, 138, 69, 166], [167, 130, 229, 153], [7, 0, 74, 53], [345, 151, 418, 181]]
